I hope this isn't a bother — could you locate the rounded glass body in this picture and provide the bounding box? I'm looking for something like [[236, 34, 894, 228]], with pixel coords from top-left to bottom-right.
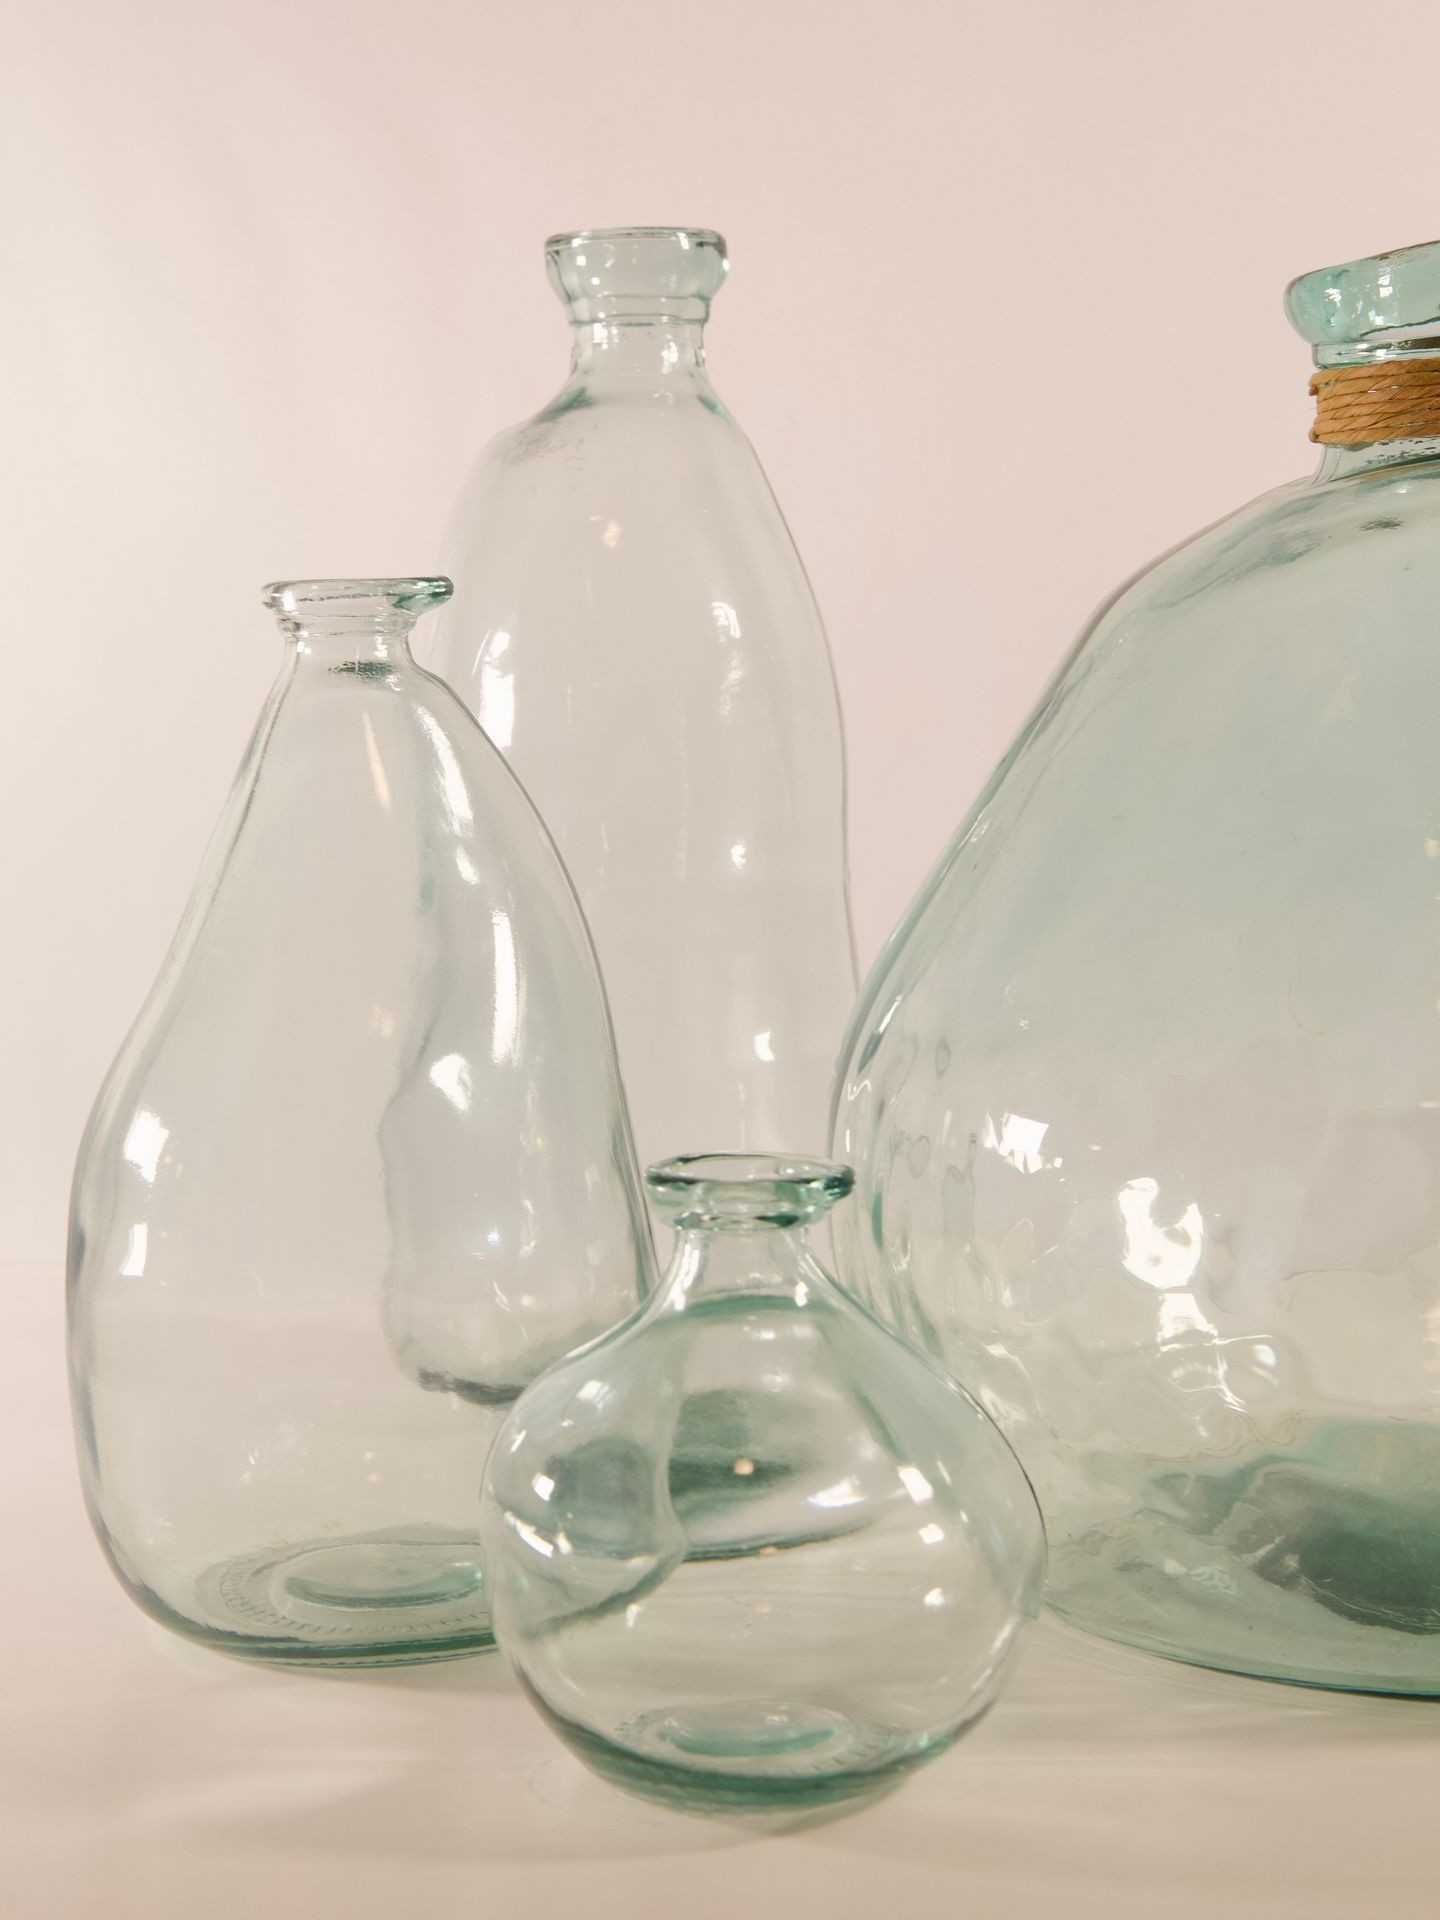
[[835, 243, 1440, 1694], [68, 579, 654, 1666], [481, 1155, 1044, 1812], [430, 228, 857, 1169]]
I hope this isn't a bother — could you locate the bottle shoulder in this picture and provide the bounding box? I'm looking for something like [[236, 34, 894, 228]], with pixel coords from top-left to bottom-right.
[[838, 456, 1440, 1074], [1096, 458, 1440, 638], [435, 384, 833, 682], [465, 379, 752, 483], [73, 666, 598, 1117]]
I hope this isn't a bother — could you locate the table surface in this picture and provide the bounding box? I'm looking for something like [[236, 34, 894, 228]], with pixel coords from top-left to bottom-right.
[[7, 1263, 1439, 1920]]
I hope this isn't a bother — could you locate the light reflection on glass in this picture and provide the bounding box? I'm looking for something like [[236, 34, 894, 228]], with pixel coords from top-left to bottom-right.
[[491, 909, 520, 1063], [809, 1476, 863, 1509], [479, 629, 516, 750], [1119, 1176, 1204, 1289], [360, 713, 393, 813], [428, 1052, 472, 1114], [982, 1112, 1053, 1175], [897, 1465, 935, 1504], [122, 1110, 168, 1185], [416, 709, 474, 832], [119, 1223, 148, 1279], [512, 1515, 554, 1559]]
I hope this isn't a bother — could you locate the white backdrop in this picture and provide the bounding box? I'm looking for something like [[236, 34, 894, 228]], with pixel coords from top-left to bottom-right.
[[6, 0, 1440, 1263]]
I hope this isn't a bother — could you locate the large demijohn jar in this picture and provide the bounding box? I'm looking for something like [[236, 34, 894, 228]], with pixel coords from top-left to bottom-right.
[[69, 578, 653, 1666], [431, 227, 857, 1167], [835, 240, 1440, 1693]]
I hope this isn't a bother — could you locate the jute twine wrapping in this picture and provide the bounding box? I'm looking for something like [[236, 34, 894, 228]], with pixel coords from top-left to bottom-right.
[[1310, 359, 1440, 445]]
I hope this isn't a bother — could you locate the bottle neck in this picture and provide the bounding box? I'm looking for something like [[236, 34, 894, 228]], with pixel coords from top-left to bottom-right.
[[660, 1222, 826, 1307], [568, 316, 710, 383], [264, 580, 448, 670], [279, 616, 420, 670], [1315, 437, 1440, 481], [1309, 353, 1440, 480]]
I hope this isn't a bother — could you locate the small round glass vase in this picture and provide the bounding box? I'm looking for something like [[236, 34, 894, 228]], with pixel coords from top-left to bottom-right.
[[480, 1155, 1045, 1814]]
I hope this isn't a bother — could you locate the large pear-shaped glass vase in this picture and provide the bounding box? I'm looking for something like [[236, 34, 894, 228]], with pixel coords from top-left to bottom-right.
[[431, 227, 856, 1168], [68, 578, 654, 1666], [835, 240, 1440, 1695]]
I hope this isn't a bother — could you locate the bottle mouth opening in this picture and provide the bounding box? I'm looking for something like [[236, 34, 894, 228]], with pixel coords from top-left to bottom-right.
[[546, 226, 728, 323], [546, 224, 725, 253], [1287, 238, 1440, 366], [262, 577, 453, 617], [646, 1154, 854, 1229]]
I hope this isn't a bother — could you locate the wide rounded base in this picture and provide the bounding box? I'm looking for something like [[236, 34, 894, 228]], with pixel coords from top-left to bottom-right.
[[117, 1525, 495, 1667], [528, 1687, 972, 1813], [1048, 1441, 1440, 1696], [1049, 1600, 1440, 1697]]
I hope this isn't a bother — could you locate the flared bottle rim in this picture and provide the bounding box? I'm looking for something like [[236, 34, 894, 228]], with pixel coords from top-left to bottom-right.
[[545, 228, 728, 323], [1286, 238, 1440, 365], [262, 578, 453, 617], [545, 224, 726, 255], [646, 1153, 854, 1230]]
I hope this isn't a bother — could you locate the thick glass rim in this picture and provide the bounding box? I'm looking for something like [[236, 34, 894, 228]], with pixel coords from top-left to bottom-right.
[[646, 1153, 854, 1227], [1286, 238, 1440, 361], [262, 578, 453, 616], [546, 226, 725, 254]]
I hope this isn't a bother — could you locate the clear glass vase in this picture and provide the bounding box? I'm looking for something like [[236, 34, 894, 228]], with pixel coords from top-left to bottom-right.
[[68, 577, 654, 1666], [480, 1154, 1044, 1813], [834, 239, 1440, 1694], [429, 228, 857, 1170]]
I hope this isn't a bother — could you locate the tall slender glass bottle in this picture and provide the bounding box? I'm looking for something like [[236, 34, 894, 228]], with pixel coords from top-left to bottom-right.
[[68, 578, 654, 1666], [834, 239, 1440, 1695], [431, 228, 857, 1169]]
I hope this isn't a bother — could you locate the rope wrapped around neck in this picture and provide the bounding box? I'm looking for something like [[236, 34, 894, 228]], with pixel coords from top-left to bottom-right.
[[1310, 358, 1440, 446]]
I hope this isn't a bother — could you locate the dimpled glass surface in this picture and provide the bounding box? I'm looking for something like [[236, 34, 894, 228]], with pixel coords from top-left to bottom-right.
[[834, 243, 1440, 1694]]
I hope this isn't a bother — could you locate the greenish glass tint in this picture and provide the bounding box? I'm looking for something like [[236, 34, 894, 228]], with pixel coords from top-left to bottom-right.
[[1286, 238, 1440, 366], [480, 1155, 1044, 1814], [430, 229, 857, 1172], [834, 239, 1440, 1695], [68, 579, 654, 1667]]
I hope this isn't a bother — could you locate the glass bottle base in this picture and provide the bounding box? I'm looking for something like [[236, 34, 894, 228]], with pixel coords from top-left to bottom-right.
[[529, 1687, 972, 1813], [1048, 1425, 1440, 1695], [127, 1525, 495, 1666]]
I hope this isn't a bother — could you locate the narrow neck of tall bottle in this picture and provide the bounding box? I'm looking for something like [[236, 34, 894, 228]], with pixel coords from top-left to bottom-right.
[[283, 620, 417, 666], [568, 317, 709, 381]]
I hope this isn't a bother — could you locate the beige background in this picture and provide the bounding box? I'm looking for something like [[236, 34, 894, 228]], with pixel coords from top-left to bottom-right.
[[7, 0, 1440, 1261]]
